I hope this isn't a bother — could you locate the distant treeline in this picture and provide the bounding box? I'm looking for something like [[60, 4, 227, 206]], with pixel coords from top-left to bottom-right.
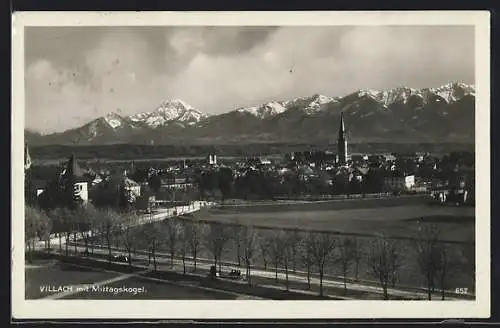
[[30, 143, 475, 161]]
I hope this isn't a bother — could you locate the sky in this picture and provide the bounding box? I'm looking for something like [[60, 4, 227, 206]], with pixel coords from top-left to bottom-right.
[[24, 25, 475, 133]]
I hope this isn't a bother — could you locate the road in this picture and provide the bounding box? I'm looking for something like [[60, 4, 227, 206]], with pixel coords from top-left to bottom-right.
[[26, 259, 258, 300], [29, 198, 474, 301], [54, 242, 474, 301]]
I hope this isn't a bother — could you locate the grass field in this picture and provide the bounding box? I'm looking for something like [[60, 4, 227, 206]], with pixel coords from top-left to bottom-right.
[[192, 200, 475, 243], [183, 197, 475, 292]]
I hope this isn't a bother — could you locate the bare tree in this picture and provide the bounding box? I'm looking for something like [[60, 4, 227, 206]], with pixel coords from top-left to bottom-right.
[[435, 242, 456, 300], [414, 223, 441, 300], [289, 228, 302, 273], [241, 226, 258, 285], [142, 223, 161, 271], [257, 234, 271, 271], [51, 207, 74, 256], [185, 220, 202, 272], [119, 211, 140, 266], [230, 223, 244, 267], [205, 222, 231, 275], [309, 232, 337, 296], [100, 209, 120, 261], [350, 237, 364, 282], [337, 237, 355, 295], [25, 205, 40, 263], [299, 232, 315, 289], [163, 218, 181, 268], [178, 220, 190, 275], [267, 230, 285, 284], [37, 209, 52, 251], [74, 205, 98, 254], [367, 236, 401, 300], [460, 238, 475, 294]]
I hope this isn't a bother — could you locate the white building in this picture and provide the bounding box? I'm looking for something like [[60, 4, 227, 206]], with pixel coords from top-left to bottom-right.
[[383, 174, 415, 191], [73, 181, 89, 204], [208, 154, 217, 165]]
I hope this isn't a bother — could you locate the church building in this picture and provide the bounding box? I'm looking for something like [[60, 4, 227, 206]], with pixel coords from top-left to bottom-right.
[[337, 112, 348, 166]]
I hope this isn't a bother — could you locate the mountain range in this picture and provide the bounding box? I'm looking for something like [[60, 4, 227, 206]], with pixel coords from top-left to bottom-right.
[[25, 82, 475, 146]]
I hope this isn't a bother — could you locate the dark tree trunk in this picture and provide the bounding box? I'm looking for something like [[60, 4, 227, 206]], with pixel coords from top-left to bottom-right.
[[236, 243, 241, 267], [73, 232, 77, 253], [84, 236, 89, 253], [343, 271, 347, 295], [153, 243, 157, 271], [106, 233, 112, 261], [285, 261, 289, 291], [182, 255, 186, 275], [427, 274, 433, 300], [383, 284, 389, 300], [27, 241, 32, 263], [58, 233, 62, 252], [354, 260, 359, 282], [246, 262, 251, 285], [193, 249, 197, 272], [65, 233, 70, 256], [319, 268, 324, 296], [275, 260, 279, 283], [307, 264, 311, 289], [128, 248, 132, 266]]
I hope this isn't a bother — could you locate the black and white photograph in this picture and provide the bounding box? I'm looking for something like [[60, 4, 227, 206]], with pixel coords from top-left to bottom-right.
[[12, 11, 490, 319]]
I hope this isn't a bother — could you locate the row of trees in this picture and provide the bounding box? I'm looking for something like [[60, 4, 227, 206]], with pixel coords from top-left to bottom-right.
[[195, 167, 390, 202], [25, 203, 474, 300]]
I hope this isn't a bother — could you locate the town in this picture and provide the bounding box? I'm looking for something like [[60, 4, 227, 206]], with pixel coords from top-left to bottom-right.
[[24, 113, 475, 302], [25, 114, 475, 212]]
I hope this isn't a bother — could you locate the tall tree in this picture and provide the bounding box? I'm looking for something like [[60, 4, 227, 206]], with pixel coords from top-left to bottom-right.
[[350, 237, 364, 282], [205, 222, 231, 275], [99, 209, 121, 261], [241, 226, 258, 285], [414, 223, 441, 300], [309, 232, 337, 296], [267, 230, 285, 284], [163, 218, 181, 268], [289, 228, 302, 273], [25, 205, 40, 263], [367, 236, 401, 300], [299, 232, 315, 289], [142, 223, 161, 271], [337, 237, 355, 295], [119, 211, 140, 266], [185, 220, 202, 272]]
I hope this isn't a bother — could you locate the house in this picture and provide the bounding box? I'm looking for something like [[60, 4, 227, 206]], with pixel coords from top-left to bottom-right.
[[60, 154, 89, 204], [383, 172, 415, 191], [160, 174, 195, 190], [122, 177, 141, 202]]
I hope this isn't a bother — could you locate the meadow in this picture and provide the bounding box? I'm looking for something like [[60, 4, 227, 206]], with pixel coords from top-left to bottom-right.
[[98, 197, 475, 296]]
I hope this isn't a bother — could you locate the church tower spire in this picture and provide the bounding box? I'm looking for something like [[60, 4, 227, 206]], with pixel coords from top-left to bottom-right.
[[337, 112, 347, 166]]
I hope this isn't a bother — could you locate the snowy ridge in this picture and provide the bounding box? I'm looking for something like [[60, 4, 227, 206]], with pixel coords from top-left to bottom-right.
[[354, 82, 474, 107], [128, 99, 208, 128], [237, 101, 287, 119], [103, 113, 125, 129]]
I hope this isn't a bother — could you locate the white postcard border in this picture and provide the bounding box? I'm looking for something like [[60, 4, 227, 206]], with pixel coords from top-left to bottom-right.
[[11, 11, 491, 319]]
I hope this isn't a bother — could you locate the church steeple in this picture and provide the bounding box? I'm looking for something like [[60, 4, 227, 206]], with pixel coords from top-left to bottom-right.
[[24, 142, 32, 172], [337, 112, 347, 166]]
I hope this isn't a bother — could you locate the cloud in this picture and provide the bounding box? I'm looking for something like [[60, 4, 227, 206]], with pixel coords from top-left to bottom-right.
[[24, 26, 474, 133]]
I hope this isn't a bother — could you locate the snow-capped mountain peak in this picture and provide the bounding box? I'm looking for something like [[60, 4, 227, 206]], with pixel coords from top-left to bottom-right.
[[353, 82, 474, 107], [237, 101, 287, 119], [127, 99, 208, 129], [103, 112, 125, 129]]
